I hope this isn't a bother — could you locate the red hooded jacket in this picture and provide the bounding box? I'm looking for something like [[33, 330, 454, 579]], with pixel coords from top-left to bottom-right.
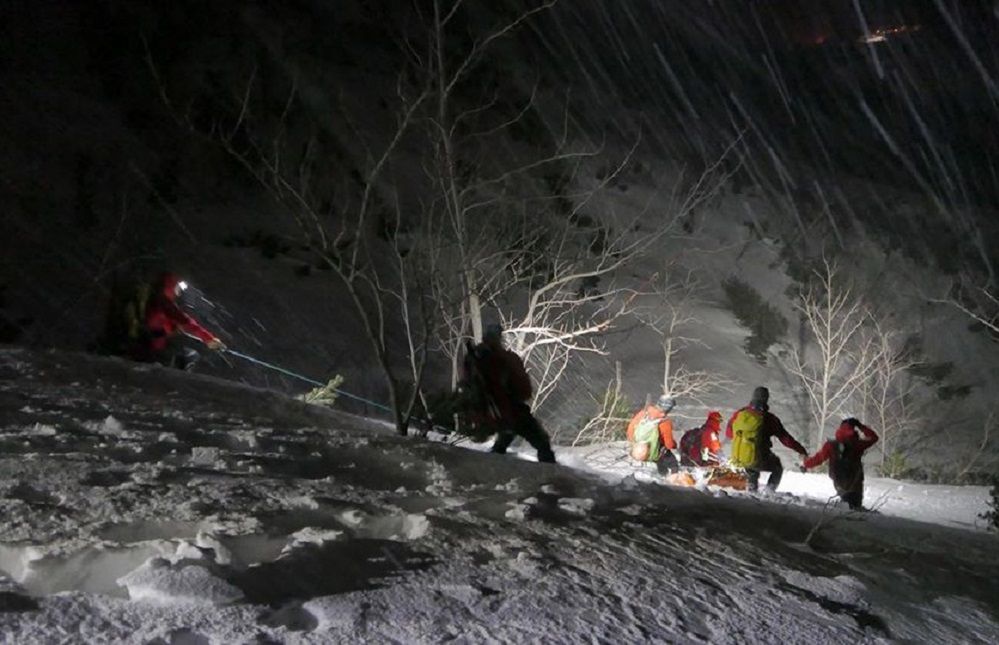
[[143, 273, 219, 354], [804, 421, 878, 492], [681, 411, 723, 466]]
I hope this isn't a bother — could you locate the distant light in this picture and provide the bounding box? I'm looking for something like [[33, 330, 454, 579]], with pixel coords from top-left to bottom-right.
[[859, 24, 921, 45]]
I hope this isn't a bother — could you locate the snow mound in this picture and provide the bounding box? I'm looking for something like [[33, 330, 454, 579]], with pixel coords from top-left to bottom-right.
[[336, 509, 429, 541], [189, 447, 221, 466], [117, 557, 244, 605], [557, 497, 595, 515], [23, 423, 57, 436], [85, 415, 138, 439], [284, 527, 345, 553]]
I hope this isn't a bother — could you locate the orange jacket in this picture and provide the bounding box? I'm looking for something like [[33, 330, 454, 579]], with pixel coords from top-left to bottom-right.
[[626, 405, 676, 450]]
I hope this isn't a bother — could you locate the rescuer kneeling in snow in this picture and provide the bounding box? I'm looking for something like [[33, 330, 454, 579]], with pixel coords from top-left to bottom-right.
[[802, 418, 879, 510], [132, 272, 225, 371]]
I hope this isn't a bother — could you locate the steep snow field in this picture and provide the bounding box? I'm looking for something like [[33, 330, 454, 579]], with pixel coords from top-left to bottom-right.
[[1, 347, 997, 643]]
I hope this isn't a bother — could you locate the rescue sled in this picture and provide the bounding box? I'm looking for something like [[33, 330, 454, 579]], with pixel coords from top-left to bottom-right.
[[704, 466, 748, 490]]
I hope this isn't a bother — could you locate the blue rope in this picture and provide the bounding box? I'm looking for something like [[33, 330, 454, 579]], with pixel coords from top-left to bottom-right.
[[224, 348, 395, 414]]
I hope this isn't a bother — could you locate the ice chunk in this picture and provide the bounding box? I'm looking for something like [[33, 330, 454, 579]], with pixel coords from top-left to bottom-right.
[[190, 446, 220, 466], [505, 504, 528, 521], [26, 423, 57, 436], [118, 557, 243, 605], [557, 497, 595, 515], [400, 514, 430, 540], [195, 531, 234, 565], [284, 495, 319, 510], [87, 415, 127, 437], [338, 509, 365, 527], [283, 527, 344, 553]]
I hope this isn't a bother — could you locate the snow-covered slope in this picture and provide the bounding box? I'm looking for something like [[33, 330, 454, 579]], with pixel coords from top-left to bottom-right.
[[1, 347, 996, 643], [2, 0, 996, 474], [559, 443, 991, 531]]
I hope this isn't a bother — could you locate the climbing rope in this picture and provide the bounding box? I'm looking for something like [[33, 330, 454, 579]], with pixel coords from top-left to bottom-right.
[[223, 348, 395, 414]]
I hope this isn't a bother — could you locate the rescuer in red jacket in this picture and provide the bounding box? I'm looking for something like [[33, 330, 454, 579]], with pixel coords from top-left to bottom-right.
[[802, 418, 879, 510], [679, 411, 724, 467], [465, 323, 556, 463], [726, 386, 808, 492], [134, 272, 225, 370]]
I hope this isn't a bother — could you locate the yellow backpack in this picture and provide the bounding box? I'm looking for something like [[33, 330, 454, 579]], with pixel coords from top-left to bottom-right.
[[729, 408, 764, 468]]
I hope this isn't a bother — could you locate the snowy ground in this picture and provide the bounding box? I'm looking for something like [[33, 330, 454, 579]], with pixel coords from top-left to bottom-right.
[[557, 443, 992, 533], [1, 347, 997, 644]]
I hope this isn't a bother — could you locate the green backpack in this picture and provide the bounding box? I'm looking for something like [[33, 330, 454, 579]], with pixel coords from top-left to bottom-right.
[[729, 407, 764, 468], [631, 414, 662, 462], [100, 277, 152, 354], [123, 282, 152, 343]]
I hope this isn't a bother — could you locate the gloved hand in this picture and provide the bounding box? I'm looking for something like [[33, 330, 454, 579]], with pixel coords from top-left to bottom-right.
[[799, 465, 807, 473], [207, 338, 226, 352]]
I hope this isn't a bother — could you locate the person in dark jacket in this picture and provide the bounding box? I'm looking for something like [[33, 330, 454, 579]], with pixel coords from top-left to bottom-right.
[[466, 323, 555, 463], [802, 418, 879, 510], [726, 386, 808, 492], [133, 272, 224, 370]]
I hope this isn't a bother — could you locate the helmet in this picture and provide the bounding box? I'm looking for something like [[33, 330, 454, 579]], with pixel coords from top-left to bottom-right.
[[656, 395, 676, 412], [156, 272, 188, 301], [750, 386, 769, 406]]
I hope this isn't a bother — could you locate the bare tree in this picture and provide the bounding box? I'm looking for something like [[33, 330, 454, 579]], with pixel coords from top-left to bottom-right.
[[570, 361, 630, 447], [422, 0, 566, 347], [780, 258, 882, 449], [857, 319, 924, 477], [632, 264, 733, 405], [956, 407, 996, 480], [498, 209, 654, 411], [937, 277, 999, 338]]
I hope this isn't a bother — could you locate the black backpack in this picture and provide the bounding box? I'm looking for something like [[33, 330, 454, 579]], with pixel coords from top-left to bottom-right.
[[679, 427, 702, 465], [828, 441, 862, 485]]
